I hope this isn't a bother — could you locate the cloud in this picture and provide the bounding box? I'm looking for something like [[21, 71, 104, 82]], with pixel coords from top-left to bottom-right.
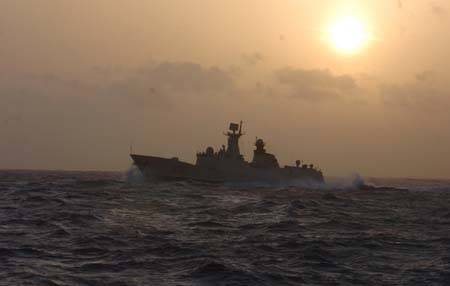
[[228, 65, 242, 76], [0, 61, 235, 113], [430, 2, 447, 17], [96, 62, 235, 109], [91, 65, 125, 76], [415, 70, 435, 82], [134, 62, 234, 95], [273, 67, 357, 100], [380, 80, 449, 110], [242, 52, 264, 66], [2, 115, 23, 126]]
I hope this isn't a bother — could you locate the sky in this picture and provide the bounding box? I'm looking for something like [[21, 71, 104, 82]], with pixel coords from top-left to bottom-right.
[[1, 0, 450, 178]]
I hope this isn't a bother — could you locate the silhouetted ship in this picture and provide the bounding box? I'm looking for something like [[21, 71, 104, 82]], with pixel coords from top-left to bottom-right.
[[131, 122, 324, 184]]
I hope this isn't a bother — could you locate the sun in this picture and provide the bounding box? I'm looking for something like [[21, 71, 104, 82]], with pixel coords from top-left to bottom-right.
[[328, 17, 368, 54]]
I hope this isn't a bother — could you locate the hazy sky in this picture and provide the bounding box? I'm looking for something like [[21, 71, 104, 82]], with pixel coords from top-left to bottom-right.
[[1, 0, 450, 178]]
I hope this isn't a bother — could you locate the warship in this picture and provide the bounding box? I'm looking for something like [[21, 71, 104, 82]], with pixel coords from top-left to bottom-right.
[[130, 122, 324, 184]]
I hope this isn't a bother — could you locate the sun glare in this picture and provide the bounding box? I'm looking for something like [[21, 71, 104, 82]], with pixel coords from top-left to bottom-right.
[[329, 17, 368, 54]]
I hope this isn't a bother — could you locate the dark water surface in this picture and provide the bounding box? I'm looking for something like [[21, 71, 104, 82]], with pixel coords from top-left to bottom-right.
[[1, 170, 449, 285]]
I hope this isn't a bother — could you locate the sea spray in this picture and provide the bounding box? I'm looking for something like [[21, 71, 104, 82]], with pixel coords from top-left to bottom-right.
[[125, 164, 145, 185]]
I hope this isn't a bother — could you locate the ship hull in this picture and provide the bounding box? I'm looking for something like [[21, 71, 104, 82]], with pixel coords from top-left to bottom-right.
[[130, 154, 324, 184]]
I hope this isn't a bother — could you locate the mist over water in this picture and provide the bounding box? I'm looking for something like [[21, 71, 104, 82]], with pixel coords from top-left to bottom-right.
[[1, 170, 450, 285]]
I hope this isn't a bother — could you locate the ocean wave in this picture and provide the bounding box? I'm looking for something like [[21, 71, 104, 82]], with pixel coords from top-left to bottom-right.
[[1, 170, 450, 285]]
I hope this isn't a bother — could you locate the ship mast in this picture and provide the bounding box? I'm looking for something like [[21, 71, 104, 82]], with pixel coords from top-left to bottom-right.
[[225, 121, 244, 159]]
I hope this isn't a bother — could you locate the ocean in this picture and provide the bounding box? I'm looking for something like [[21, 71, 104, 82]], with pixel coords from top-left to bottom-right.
[[0, 169, 449, 285]]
